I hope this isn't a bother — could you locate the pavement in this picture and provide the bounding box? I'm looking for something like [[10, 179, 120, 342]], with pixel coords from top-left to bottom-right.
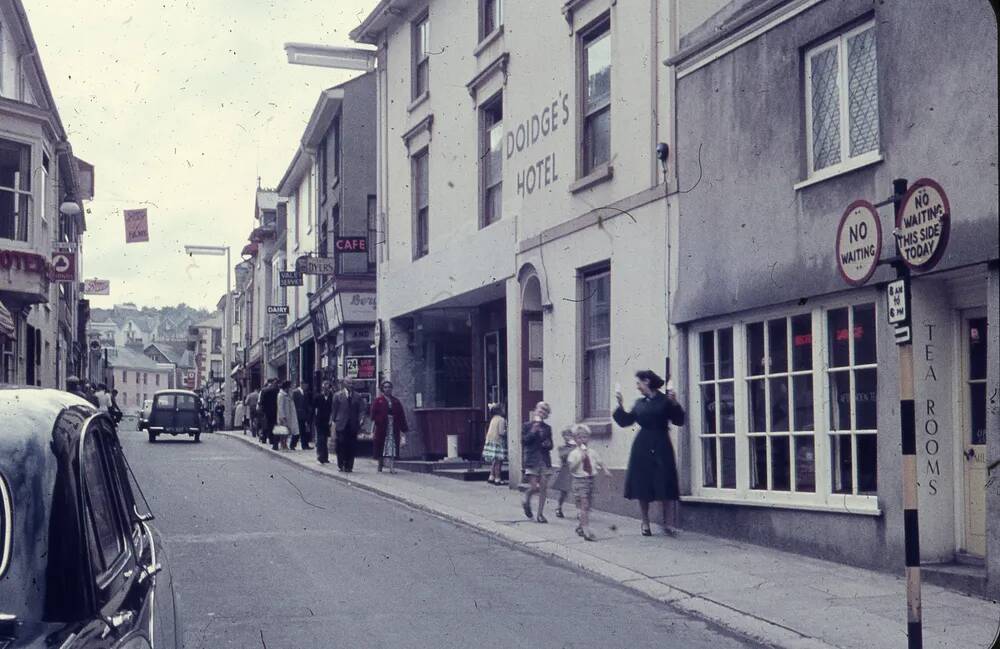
[[216, 429, 1000, 649], [124, 429, 764, 649]]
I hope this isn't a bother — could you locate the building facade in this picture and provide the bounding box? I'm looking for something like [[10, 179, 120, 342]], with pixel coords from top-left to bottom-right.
[[1, 0, 91, 389], [242, 189, 283, 390], [187, 313, 224, 391], [351, 0, 676, 464], [106, 346, 173, 414], [670, 0, 999, 596]]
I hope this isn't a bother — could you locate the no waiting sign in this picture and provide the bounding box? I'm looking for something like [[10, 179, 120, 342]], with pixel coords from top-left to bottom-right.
[[896, 178, 950, 271], [836, 200, 882, 286]]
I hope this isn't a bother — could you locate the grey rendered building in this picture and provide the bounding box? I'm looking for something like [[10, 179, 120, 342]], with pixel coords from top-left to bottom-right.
[[669, 0, 999, 597]]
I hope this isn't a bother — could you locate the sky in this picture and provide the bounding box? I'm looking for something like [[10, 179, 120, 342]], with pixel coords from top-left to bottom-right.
[[26, 0, 376, 310]]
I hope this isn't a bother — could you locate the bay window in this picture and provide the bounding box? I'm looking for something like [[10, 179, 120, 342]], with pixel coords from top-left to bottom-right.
[[0, 139, 31, 241]]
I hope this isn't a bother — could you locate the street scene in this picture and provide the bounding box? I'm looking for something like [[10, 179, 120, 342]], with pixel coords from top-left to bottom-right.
[[1, 1, 999, 648]]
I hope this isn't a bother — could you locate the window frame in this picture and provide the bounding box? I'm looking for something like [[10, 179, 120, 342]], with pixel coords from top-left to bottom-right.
[[411, 149, 430, 260], [411, 12, 430, 101], [366, 194, 378, 270], [577, 15, 612, 177], [479, 0, 503, 41], [0, 136, 33, 243], [803, 19, 879, 180], [580, 265, 611, 421], [689, 295, 881, 513], [479, 93, 503, 228], [79, 422, 132, 589]]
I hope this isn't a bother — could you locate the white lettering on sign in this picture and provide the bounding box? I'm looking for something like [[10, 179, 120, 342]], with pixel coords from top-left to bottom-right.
[[836, 200, 882, 286], [507, 91, 570, 198], [886, 279, 907, 324], [896, 179, 950, 271]]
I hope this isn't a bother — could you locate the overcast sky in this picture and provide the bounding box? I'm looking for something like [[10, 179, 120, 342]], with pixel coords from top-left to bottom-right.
[[26, 0, 375, 310]]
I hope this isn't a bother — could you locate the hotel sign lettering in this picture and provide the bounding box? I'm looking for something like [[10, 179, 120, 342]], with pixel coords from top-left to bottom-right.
[[507, 91, 570, 197]]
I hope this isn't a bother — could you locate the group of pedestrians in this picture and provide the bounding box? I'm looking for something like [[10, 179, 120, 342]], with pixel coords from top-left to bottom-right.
[[67, 376, 123, 428], [239, 378, 409, 473], [484, 369, 685, 542]]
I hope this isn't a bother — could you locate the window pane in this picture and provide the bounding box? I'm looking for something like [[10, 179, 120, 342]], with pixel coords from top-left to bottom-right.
[[83, 434, 122, 569], [809, 45, 841, 170], [701, 384, 716, 435], [700, 331, 715, 380], [970, 382, 987, 445], [584, 28, 611, 112], [585, 346, 610, 417], [856, 433, 877, 494], [586, 274, 611, 344], [853, 303, 877, 365], [749, 436, 767, 490], [718, 382, 735, 433], [830, 434, 853, 494], [791, 314, 812, 371], [771, 435, 791, 491], [748, 378, 766, 432], [585, 107, 610, 171], [720, 437, 736, 489], [828, 308, 850, 368], [829, 371, 851, 431], [747, 322, 765, 376], [717, 328, 734, 379], [702, 438, 717, 487], [792, 374, 814, 431], [770, 377, 789, 431], [854, 368, 877, 430], [484, 186, 501, 225], [795, 436, 816, 492], [847, 27, 879, 157], [768, 319, 788, 373], [969, 318, 988, 380]]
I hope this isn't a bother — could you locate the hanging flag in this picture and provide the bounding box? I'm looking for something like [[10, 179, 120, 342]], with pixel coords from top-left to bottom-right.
[[124, 208, 150, 243]]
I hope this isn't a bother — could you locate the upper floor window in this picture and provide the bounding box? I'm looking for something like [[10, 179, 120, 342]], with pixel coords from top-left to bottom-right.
[[480, 96, 503, 227], [212, 328, 222, 353], [580, 17, 611, 176], [366, 194, 378, 270], [412, 14, 430, 100], [480, 0, 502, 40], [412, 150, 429, 259], [805, 21, 879, 176], [0, 139, 31, 241], [581, 267, 611, 420]]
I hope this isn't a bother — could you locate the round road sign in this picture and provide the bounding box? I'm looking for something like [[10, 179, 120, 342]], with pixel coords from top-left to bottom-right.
[[836, 199, 882, 286], [896, 178, 950, 271]]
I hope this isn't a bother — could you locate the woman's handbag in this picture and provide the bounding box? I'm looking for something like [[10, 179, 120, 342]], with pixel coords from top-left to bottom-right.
[[273, 424, 289, 436]]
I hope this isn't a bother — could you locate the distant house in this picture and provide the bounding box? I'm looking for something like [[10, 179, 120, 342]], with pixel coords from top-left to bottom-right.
[[107, 346, 173, 412]]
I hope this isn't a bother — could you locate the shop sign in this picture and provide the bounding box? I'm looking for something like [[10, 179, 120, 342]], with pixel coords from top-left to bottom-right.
[[349, 327, 374, 340], [341, 292, 376, 322], [123, 208, 150, 243], [83, 278, 111, 295], [895, 178, 950, 271], [507, 91, 570, 198], [266, 305, 289, 315], [345, 355, 376, 380], [279, 271, 303, 287], [0, 249, 49, 274], [335, 237, 368, 253], [295, 255, 336, 275], [835, 200, 881, 286], [51, 251, 76, 282]]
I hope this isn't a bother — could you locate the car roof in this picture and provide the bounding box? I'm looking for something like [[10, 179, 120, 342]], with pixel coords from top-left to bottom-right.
[[153, 389, 198, 397], [0, 387, 96, 454]]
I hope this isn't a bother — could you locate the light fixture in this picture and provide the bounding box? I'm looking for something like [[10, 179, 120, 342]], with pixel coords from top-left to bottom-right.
[[59, 201, 82, 217]]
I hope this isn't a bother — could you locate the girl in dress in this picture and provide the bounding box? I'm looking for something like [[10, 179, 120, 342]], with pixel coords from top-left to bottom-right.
[[481, 403, 508, 485]]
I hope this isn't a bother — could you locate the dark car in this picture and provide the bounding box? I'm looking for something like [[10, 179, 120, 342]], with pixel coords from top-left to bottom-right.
[[139, 390, 202, 443], [0, 387, 181, 649]]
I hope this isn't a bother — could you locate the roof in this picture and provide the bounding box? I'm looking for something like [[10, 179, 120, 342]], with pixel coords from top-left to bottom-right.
[[670, 0, 784, 66], [106, 346, 170, 371], [144, 341, 193, 367], [193, 313, 223, 329], [350, 0, 418, 45]]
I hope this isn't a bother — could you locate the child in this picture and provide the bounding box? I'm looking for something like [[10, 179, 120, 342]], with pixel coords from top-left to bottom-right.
[[549, 428, 576, 518], [521, 401, 553, 523], [482, 403, 508, 485], [567, 423, 612, 541]]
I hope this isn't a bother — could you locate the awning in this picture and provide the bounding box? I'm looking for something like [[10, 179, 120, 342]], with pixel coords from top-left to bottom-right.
[[0, 300, 15, 338]]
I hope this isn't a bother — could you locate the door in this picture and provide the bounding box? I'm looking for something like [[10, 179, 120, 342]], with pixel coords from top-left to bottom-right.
[[960, 311, 988, 558], [521, 313, 543, 422]]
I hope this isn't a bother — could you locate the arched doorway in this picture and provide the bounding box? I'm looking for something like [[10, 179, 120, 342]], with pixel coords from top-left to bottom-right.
[[521, 274, 544, 422]]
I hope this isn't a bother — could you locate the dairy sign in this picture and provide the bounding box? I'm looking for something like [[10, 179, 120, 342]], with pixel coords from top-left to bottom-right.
[[836, 200, 882, 286], [896, 178, 950, 271]]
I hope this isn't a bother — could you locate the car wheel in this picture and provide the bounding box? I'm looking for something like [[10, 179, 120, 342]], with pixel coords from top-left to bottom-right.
[[193, 433, 201, 443], [148, 431, 157, 443]]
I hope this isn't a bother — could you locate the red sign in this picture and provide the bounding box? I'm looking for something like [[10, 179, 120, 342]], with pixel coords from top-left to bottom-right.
[[124, 208, 150, 243], [0, 249, 49, 274], [335, 237, 368, 253], [51, 251, 76, 282]]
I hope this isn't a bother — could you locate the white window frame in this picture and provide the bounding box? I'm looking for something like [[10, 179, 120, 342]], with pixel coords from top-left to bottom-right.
[[411, 13, 430, 101], [0, 136, 33, 244], [580, 266, 611, 421], [687, 293, 881, 514], [803, 20, 880, 181], [479, 93, 503, 228]]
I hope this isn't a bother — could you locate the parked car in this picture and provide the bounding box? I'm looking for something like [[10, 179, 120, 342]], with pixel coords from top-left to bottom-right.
[[136, 399, 153, 430], [140, 390, 203, 443], [0, 387, 181, 649]]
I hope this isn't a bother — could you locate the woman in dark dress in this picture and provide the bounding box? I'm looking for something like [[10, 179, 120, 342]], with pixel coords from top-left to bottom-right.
[[613, 369, 685, 537]]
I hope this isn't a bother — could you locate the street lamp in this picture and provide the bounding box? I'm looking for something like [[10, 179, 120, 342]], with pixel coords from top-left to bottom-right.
[[185, 244, 232, 430]]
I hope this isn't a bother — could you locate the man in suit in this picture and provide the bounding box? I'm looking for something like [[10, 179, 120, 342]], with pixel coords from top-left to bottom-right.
[[258, 378, 280, 449], [313, 380, 334, 464], [331, 379, 365, 472]]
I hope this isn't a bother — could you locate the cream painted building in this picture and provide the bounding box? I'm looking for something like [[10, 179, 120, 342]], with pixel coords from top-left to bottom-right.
[[351, 0, 679, 478]]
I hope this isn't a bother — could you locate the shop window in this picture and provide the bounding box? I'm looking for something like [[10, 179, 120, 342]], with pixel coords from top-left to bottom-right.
[[579, 17, 611, 176], [480, 95, 503, 227], [413, 310, 474, 408], [412, 13, 430, 100], [0, 139, 31, 241], [581, 268, 610, 419], [698, 328, 736, 488], [827, 303, 877, 495]]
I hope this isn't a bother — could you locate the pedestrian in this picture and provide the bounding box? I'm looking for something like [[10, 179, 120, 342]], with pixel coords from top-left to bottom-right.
[[291, 383, 312, 450], [614, 369, 685, 537], [567, 423, 612, 541], [66, 376, 89, 403], [93, 384, 112, 414], [245, 387, 260, 437], [213, 400, 225, 431], [371, 379, 408, 474], [81, 381, 99, 407], [549, 427, 576, 518], [331, 379, 365, 472], [481, 403, 508, 485], [109, 389, 124, 427], [259, 378, 280, 449], [275, 380, 298, 451], [234, 400, 246, 434], [313, 379, 334, 464], [520, 401, 553, 523]]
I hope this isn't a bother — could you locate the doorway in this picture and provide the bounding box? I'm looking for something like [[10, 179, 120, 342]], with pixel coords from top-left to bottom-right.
[[959, 309, 988, 558]]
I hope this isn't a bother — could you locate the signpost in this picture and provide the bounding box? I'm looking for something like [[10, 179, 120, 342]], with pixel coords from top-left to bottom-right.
[[836, 178, 951, 649], [51, 251, 75, 282], [279, 271, 303, 287], [266, 305, 290, 315]]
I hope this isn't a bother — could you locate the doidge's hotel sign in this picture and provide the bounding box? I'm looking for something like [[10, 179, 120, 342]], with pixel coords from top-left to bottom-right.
[[507, 91, 570, 197]]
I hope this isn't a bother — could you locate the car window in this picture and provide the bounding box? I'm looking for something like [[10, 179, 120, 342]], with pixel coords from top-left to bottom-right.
[[82, 429, 125, 573], [0, 473, 10, 579], [176, 394, 198, 411], [154, 394, 176, 410]]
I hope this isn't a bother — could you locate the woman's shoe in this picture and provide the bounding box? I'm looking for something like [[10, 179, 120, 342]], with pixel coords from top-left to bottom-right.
[[555, 508, 565, 518], [486, 478, 495, 485], [641, 523, 652, 537], [662, 526, 678, 537], [536, 514, 548, 524]]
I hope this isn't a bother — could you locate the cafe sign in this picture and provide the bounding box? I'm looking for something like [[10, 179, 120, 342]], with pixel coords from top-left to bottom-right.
[[836, 200, 882, 286], [896, 178, 950, 271]]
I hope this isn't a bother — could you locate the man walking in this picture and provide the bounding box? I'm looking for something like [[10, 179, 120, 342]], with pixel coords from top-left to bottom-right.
[[245, 387, 260, 437], [259, 378, 280, 449], [331, 379, 364, 472], [313, 380, 334, 464], [290, 383, 312, 450]]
